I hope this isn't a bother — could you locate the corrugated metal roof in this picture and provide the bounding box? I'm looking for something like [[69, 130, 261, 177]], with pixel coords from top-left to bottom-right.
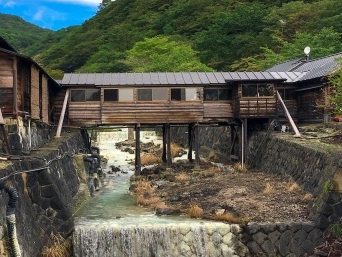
[[266, 53, 342, 82], [61, 71, 303, 86]]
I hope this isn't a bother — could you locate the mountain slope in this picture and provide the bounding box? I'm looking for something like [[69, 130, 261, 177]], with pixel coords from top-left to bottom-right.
[[0, 14, 53, 54], [1, 0, 342, 77]]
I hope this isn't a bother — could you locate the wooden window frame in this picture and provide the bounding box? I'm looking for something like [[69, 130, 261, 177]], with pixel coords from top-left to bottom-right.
[[241, 83, 275, 99], [204, 88, 233, 102], [70, 89, 101, 102]]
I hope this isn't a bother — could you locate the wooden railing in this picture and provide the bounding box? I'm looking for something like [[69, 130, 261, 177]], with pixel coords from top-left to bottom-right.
[[238, 97, 277, 117]]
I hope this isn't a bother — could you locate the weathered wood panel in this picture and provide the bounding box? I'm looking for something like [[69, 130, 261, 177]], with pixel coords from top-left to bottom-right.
[[51, 88, 67, 125], [30, 65, 40, 119], [0, 88, 13, 115], [0, 52, 13, 88], [204, 102, 233, 118], [297, 87, 325, 122], [42, 75, 49, 123], [277, 100, 297, 119], [69, 102, 101, 126], [101, 102, 203, 124], [239, 98, 277, 117]]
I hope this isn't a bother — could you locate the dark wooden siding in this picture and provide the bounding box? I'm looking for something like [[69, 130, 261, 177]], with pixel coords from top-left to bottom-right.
[[203, 102, 234, 118], [69, 102, 101, 126], [0, 88, 13, 115], [297, 87, 326, 122]]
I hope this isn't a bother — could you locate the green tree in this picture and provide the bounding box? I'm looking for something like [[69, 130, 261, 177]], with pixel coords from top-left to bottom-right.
[[125, 36, 213, 72], [231, 27, 342, 71], [98, 0, 113, 10], [329, 63, 342, 115]]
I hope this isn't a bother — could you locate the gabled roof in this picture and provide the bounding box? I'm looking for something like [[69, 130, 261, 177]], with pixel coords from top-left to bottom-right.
[[267, 53, 342, 82], [61, 71, 303, 86]]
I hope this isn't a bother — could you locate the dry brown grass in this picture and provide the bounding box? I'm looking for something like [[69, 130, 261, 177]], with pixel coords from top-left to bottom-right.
[[232, 163, 248, 173], [303, 193, 314, 202], [263, 183, 275, 194], [41, 234, 71, 257], [187, 204, 204, 218], [288, 181, 301, 192], [171, 143, 184, 157], [213, 212, 241, 224], [141, 153, 161, 165], [133, 179, 167, 209], [208, 166, 224, 173], [175, 172, 190, 183]]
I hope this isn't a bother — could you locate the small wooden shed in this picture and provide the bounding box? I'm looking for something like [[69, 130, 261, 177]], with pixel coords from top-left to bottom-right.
[[0, 36, 60, 124]]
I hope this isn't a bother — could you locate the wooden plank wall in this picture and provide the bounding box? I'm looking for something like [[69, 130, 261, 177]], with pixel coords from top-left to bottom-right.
[[203, 102, 234, 118], [297, 88, 325, 122], [51, 88, 67, 125], [277, 100, 297, 119], [30, 65, 40, 119], [42, 75, 49, 123], [101, 102, 203, 124], [0, 52, 14, 115], [69, 102, 101, 126]]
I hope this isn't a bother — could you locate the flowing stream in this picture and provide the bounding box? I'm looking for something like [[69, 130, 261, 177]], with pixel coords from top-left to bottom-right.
[[73, 129, 245, 257]]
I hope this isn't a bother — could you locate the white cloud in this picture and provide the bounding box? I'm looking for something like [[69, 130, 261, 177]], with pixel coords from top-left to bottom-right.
[[47, 0, 102, 6], [33, 8, 45, 21], [1, 0, 16, 7]]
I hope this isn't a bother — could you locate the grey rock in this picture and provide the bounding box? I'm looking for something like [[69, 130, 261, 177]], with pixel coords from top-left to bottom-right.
[[247, 222, 260, 234], [332, 201, 342, 217], [252, 232, 267, 245], [246, 241, 263, 255], [301, 240, 315, 252], [262, 224, 276, 233], [302, 223, 315, 232], [289, 223, 302, 233], [289, 240, 305, 257], [279, 230, 292, 257], [261, 240, 275, 255], [294, 229, 307, 242], [307, 229, 323, 245], [268, 230, 281, 244]]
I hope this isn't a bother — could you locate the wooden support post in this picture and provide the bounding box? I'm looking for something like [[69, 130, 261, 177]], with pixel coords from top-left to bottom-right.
[[56, 89, 70, 138], [276, 91, 301, 137], [194, 124, 200, 167], [242, 119, 248, 166], [166, 124, 172, 167], [188, 124, 193, 162], [162, 124, 167, 163], [135, 124, 141, 175], [12, 57, 18, 116]]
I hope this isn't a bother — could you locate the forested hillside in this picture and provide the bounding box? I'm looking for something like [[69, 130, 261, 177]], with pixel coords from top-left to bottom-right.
[[0, 14, 53, 54], [1, 0, 342, 78]]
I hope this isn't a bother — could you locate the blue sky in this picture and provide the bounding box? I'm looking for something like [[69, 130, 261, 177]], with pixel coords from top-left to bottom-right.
[[0, 0, 102, 30]]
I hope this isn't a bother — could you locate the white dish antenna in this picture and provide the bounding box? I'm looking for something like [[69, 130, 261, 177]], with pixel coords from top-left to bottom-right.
[[304, 46, 311, 56]]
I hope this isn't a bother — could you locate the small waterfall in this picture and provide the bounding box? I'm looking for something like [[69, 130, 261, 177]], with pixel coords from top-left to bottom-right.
[[73, 221, 245, 257]]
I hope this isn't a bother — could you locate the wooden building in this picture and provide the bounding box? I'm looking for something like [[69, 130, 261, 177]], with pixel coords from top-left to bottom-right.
[[0, 37, 60, 124], [58, 72, 304, 126], [267, 53, 342, 123]]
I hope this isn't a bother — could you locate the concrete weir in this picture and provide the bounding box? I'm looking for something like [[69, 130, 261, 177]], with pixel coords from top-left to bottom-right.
[[73, 222, 246, 257]]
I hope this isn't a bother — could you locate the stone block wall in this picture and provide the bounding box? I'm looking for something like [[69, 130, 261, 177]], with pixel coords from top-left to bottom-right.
[[4, 117, 54, 155], [243, 222, 322, 257], [0, 131, 87, 257]]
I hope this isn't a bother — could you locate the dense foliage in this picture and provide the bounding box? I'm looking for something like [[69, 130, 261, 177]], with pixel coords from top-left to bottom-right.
[[0, 14, 52, 54], [330, 64, 342, 115], [1, 0, 342, 78]]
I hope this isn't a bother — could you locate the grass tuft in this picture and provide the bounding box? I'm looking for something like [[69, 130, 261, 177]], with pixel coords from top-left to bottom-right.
[[187, 204, 204, 219], [287, 182, 301, 192], [175, 172, 190, 183], [303, 193, 314, 202], [141, 153, 161, 165], [232, 163, 248, 173], [41, 234, 71, 257], [171, 143, 184, 157], [208, 166, 224, 173], [213, 212, 241, 224], [132, 179, 167, 209], [263, 183, 275, 194]]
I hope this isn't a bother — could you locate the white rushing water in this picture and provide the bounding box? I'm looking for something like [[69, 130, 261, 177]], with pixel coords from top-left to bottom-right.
[[73, 129, 246, 257]]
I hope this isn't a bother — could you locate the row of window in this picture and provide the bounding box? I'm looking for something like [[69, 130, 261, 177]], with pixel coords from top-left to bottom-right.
[[70, 88, 233, 102], [70, 84, 275, 102]]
